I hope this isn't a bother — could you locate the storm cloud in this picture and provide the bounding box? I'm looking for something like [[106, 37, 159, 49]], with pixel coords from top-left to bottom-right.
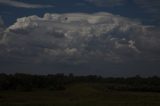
[[0, 12, 160, 66], [0, 17, 5, 39]]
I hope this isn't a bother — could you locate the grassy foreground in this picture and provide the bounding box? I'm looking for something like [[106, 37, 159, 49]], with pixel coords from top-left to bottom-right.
[[0, 83, 160, 106]]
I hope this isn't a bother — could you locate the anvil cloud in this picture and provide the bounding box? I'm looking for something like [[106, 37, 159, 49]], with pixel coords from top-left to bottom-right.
[[0, 12, 160, 65]]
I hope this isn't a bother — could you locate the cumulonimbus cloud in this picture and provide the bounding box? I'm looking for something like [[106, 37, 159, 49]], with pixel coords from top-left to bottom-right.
[[0, 12, 160, 64], [0, 0, 53, 8]]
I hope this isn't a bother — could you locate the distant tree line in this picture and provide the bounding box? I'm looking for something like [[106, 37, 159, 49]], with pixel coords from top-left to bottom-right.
[[0, 73, 160, 92]]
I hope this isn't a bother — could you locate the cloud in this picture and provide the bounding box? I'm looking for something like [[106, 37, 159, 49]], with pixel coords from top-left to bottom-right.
[[85, 0, 126, 7], [0, 0, 53, 8], [0, 16, 4, 25], [0, 16, 5, 37], [0, 12, 160, 64]]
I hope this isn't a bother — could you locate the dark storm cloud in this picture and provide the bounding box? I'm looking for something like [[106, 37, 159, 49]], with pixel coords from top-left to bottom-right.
[[0, 17, 5, 39], [0, 0, 53, 8], [0, 12, 160, 65]]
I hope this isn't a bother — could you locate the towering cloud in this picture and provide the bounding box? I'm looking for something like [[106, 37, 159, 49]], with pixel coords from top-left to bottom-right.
[[0, 12, 160, 64]]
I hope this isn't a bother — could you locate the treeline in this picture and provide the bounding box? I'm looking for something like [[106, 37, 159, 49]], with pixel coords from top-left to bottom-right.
[[0, 73, 160, 92]]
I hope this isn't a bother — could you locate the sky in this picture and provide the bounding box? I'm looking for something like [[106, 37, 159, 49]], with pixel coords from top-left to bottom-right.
[[0, 0, 160, 76]]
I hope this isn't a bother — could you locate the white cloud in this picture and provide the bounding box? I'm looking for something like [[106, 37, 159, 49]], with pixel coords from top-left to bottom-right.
[[0, 12, 160, 64], [0, 0, 53, 8]]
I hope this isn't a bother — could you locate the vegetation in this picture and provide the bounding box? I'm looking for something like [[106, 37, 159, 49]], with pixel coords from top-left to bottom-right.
[[0, 73, 160, 105], [0, 73, 160, 92]]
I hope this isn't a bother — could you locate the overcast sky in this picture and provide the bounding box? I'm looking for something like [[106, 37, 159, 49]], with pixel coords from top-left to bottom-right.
[[0, 0, 160, 77]]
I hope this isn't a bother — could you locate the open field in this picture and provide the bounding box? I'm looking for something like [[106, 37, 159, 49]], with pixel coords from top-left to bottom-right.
[[0, 83, 160, 106]]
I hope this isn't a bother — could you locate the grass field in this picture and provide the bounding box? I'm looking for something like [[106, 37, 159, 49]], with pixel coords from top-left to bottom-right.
[[0, 83, 160, 106]]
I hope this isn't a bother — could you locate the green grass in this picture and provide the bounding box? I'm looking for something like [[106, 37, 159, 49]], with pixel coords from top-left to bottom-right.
[[0, 83, 160, 106]]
